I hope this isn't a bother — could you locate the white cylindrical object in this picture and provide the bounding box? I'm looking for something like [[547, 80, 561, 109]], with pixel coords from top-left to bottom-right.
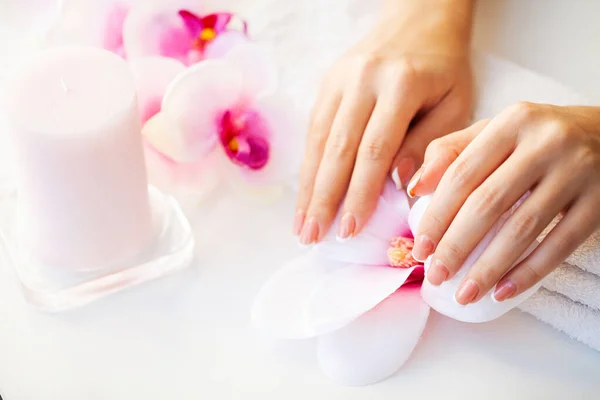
[[5, 46, 153, 270]]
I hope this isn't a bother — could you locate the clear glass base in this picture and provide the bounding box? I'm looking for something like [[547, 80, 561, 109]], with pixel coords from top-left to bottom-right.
[[0, 186, 195, 312]]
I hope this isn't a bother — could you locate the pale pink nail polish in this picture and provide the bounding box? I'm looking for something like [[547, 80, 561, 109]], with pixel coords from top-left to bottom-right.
[[493, 280, 517, 302], [426, 258, 449, 286], [455, 279, 480, 305], [293, 210, 305, 236], [300, 217, 319, 245], [337, 213, 356, 241], [412, 235, 435, 262]]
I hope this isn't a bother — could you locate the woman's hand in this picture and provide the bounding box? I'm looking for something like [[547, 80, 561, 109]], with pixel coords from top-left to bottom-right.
[[409, 103, 600, 305], [294, 0, 474, 244]]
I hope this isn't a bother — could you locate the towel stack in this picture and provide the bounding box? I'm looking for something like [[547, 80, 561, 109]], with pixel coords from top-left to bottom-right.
[[473, 54, 600, 351], [518, 230, 600, 351]]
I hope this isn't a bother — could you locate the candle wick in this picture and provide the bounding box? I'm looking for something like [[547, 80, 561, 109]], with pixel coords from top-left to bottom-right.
[[60, 77, 69, 93]]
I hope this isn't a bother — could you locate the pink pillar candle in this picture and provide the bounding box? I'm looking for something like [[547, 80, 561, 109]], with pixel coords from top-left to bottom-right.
[[5, 46, 153, 270]]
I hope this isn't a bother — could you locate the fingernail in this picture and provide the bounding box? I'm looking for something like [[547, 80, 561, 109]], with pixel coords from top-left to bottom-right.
[[395, 157, 416, 188], [293, 210, 305, 236], [454, 279, 480, 305], [299, 217, 319, 245], [337, 212, 356, 242], [391, 167, 401, 189], [406, 166, 424, 198], [412, 235, 435, 262], [493, 280, 517, 303], [426, 258, 449, 286]]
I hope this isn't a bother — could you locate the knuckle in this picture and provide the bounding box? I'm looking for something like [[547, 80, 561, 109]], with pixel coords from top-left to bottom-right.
[[447, 158, 474, 189], [509, 213, 541, 240], [310, 191, 337, 212], [351, 54, 381, 81], [345, 187, 374, 210], [358, 139, 394, 162], [467, 185, 506, 220], [325, 132, 356, 160], [506, 101, 538, 122], [441, 241, 468, 270], [518, 263, 545, 286]]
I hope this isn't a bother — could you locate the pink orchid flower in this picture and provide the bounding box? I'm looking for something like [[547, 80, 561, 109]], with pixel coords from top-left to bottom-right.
[[251, 181, 543, 386], [123, 1, 249, 64], [133, 43, 300, 201]]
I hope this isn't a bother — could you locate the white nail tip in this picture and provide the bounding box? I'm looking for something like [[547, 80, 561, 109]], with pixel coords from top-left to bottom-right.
[[336, 235, 351, 243], [391, 168, 401, 189]]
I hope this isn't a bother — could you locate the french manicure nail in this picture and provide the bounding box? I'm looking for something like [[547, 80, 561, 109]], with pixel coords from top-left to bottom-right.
[[299, 217, 319, 245], [426, 258, 449, 286], [455, 279, 480, 305], [493, 280, 517, 303], [412, 235, 435, 262], [337, 212, 356, 242], [406, 166, 424, 198], [395, 157, 416, 188], [391, 167, 401, 189], [293, 210, 305, 236]]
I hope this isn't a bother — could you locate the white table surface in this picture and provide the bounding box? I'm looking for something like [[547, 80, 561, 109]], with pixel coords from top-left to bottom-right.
[[1, 1, 600, 399]]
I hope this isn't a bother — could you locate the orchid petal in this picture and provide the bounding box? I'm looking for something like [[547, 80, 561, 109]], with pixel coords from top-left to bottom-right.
[[129, 56, 186, 124], [142, 113, 186, 162], [224, 93, 302, 186], [161, 60, 243, 162], [251, 251, 350, 339], [225, 43, 278, 97], [321, 179, 411, 242], [203, 30, 250, 59], [306, 264, 418, 334], [122, 0, 203, 64], [314, 233, 391, 265], [412, 194, 544, 322], [317, 287, 430, 386]]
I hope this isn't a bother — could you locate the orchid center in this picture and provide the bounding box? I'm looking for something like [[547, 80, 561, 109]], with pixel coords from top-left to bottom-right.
[[387, 237, 419, 269], [219, 110, 270, 170]]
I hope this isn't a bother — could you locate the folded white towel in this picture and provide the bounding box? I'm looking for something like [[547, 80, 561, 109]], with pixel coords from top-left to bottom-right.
[[519, 288, 600, 351], [544, 263, 600, 311], [565, 229, 600, 276]]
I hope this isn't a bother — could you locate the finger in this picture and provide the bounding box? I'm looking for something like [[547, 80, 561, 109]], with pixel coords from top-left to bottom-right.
[[341, 82, 420, 237], [302, 86, 376, 244], [427, 144, 546, 287], [294, 89, 341, 235], [454, 165, 578, 305], [390, 90, 471, 189], [411, 109, 522, 262], [494, 188, 600, 301], [404, 119, 489, 197]]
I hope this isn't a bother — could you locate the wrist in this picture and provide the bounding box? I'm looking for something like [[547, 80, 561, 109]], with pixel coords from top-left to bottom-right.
[[377, 0, 474, 54]]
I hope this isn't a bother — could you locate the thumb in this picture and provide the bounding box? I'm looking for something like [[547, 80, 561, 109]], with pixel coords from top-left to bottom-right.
[[390, 91, 471, 188], [408, 118, 490, 197]]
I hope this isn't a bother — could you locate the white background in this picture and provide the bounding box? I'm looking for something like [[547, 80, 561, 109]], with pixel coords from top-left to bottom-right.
[[0, 0, 599, 399]]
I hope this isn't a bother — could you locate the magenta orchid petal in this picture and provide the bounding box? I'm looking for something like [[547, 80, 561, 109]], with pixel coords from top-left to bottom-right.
[[225, 43, 278, 97], [178, 10, 204, 37], [122, 0, 203, 64], [222, 93, 301, 186], [306, 264, 418, 335], [203, 30, 250, 59], [411, 194, 544, 322], [251, 251, 351, 339], [317, 287, 430, 386], [129, 56, 186, 124], [161, 59, 244, 162]]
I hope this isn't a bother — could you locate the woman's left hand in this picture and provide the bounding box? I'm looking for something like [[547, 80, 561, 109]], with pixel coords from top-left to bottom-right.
[[408, 102, 600, 305]]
